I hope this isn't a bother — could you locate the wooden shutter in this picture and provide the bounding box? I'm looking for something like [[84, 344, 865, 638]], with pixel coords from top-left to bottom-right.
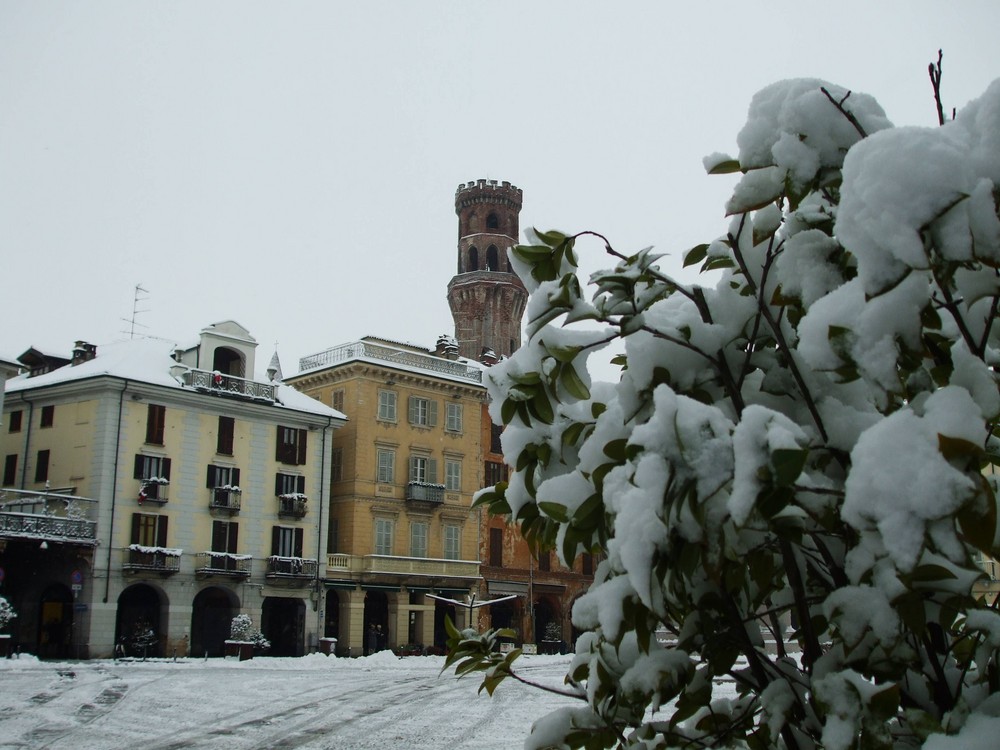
[[296, 429, 307, 465], [293, 527, 304, 558], [146, 404, 165, 444], [271, 526, 281, 555], [232, 467, 240, 487], [131, 513, 142, 544], [427, 458, 438, 484], [217, 416, 234, 455], [428, 400, 438, 427], [206, 465, 217, 488], [408, 456, 418, 482], [275, 473, 284, 495], [489, 527, 503, 567], [161, 457, 171, 480], [228, 521, 239, 553], [296, 475, 305, 494], [134, 454, 145, 480], [408, 396, 417, 425], [156, 516, 168, 548], [212, 520, 227, 552]]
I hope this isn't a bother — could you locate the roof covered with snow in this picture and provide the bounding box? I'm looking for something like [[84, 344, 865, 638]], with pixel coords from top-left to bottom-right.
[[5, 337, 345, 421]]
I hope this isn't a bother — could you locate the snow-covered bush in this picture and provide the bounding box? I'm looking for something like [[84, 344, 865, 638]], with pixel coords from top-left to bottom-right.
[[447, 68, 1000, 749], [229, 614, 270, 651], [0, 596, 16, 632]]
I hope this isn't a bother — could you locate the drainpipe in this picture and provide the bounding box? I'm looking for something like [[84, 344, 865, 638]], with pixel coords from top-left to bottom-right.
[[104, 379, 129, 604], [314, 415, 334, 647]]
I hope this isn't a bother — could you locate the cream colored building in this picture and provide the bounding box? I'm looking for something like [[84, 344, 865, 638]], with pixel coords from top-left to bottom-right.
[[0, 322, 345, 658], [287, 336, 485, 655]]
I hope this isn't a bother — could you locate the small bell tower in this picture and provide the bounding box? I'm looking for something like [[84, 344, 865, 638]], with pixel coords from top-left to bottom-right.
[[447, 179, 527, 361]]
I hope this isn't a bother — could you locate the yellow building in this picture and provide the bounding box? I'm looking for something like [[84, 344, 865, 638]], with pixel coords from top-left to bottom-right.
[[287, 335, 485, 655], [0, 322, 345, 658]]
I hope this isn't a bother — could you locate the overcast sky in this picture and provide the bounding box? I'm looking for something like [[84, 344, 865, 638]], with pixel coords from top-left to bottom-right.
[[2, 1, 998, 380]]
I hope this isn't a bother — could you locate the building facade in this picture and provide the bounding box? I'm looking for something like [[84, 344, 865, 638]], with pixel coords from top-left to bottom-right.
[[0, 322, 345, 658], [287, 336, 486, 655]]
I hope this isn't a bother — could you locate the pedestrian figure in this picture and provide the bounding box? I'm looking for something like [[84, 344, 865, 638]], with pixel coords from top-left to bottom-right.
[[366, 623, 377, 656], [375, 624, 385, 652]]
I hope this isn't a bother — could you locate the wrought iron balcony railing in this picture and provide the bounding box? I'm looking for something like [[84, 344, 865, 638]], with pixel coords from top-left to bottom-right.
[[0, 488, 98, 545], [210, 488, 242, 513], [196, 552, 252, 577], [277, 495, 307, 517], [138, 479, 168, 504], [266, 556, 317, 578], [123, 545, 182, 573], [185, 368, 276, 403], [405, 482, 445, 504]]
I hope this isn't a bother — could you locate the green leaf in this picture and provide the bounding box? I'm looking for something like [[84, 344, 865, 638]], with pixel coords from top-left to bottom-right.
[[603, 439, 628, 462], [771, 448, 808, 487], [957, 475, 997, 553], [538, 501, 569, 523], [708, 159, 742, 175], [938, 434, 983, 464], [560, 363, 591, 400], [683, 244, 709, 268]]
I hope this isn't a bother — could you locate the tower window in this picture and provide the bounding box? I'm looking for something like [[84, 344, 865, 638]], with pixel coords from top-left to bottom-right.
[[486, 213, 499, 230], [487, 246, 499, 272], [468, 246, 479, 271]]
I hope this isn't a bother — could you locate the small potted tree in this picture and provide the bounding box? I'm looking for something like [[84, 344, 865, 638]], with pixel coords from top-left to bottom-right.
[[225, 614, 269, 661], [0, 596, 16, 657]]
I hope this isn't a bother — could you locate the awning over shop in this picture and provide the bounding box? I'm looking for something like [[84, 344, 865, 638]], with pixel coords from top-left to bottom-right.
[[487, 580, 529, 596]]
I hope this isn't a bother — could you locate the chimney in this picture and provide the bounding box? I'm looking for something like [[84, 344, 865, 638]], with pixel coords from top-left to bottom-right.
[[72, 341, 97, 366]]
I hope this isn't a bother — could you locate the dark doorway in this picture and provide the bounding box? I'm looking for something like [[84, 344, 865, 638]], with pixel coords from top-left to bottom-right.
[[533, 596, 559, 646], [261, 597, 305, 656], [363, 590, 388, 654], [116, 584, 164, 658], [37, 583, 73, 659], [191, 587, 239, 657], [324, 590, 340, 640], [212, 347, 244, 377]]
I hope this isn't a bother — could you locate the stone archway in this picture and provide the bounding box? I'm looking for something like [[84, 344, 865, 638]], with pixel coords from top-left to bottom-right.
[[191, 586, 240, 658], [432, 600, 455, 651], [324, 590, 340, 641], [117, 583, 166, 658]]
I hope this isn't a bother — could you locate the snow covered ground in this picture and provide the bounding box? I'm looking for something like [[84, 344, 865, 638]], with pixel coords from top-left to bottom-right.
[[0, 651, 582, 750]]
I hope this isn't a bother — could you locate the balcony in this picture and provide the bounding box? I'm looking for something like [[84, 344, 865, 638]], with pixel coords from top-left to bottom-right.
[[405, 482, 445, 504], [299, 340, 483, 383], [266, 556, 317, 580], [196, 552, 252, 578], [326, 553, 480, 580], [277, 495, 307, 518], [0, 488, 98, 546], [184, 368, 276, 403], [123, 545, 182, 574], [138, 479, 168, 505], [209, 488, 242, 513]]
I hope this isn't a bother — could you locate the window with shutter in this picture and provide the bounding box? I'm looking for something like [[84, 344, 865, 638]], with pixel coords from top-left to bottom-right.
[[445, 403, 463, 433], [217, 416, 235, 455], [331, 447, 344, 482], [276, 426, 306, 465], [408, 396, 437, 427], [489, 527, 503, 567], [444, 525, 461, 560], [377, 390, 397, 422], [376, 449, 395, 483], [374, 518, 394, 556], [132, 513, 167, 547], [445, 460, 461, 491], [34, 449, 50, 482], [40, 405, 55, 428], [3, 455, 16, 486], [410, 522, 428, 558], [145, 404, 165, 444]]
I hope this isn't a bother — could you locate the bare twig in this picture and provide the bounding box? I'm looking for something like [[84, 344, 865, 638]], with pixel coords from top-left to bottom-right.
[[820, 87, 868, 139], [928, 50, 947, 126]]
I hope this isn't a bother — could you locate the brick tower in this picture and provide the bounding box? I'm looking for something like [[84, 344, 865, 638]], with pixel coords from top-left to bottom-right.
[[447, 179, 528, 361]]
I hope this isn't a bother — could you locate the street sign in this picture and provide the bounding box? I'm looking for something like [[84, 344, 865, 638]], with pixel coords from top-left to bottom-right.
[[70, 569, 83, 584], [71, 584, 82, 593]]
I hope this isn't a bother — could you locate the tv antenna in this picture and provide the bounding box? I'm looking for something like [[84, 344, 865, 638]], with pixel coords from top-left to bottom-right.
[[122, 284, 150, 339]]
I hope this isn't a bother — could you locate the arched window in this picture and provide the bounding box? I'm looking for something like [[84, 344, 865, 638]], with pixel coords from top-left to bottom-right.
[[486, 213, 499, 230], [468, 213, 479, 233], [468, 246, 479, 271], [486, 245, 499, 272]]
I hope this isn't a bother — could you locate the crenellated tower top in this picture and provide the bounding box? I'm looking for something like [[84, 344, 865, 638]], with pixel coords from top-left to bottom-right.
[[447, 179, 527, 361]]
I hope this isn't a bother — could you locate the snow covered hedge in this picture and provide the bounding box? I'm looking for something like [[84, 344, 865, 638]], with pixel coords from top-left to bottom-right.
[[449, 73, 1000, 749], [0, 596, 16, 632]]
